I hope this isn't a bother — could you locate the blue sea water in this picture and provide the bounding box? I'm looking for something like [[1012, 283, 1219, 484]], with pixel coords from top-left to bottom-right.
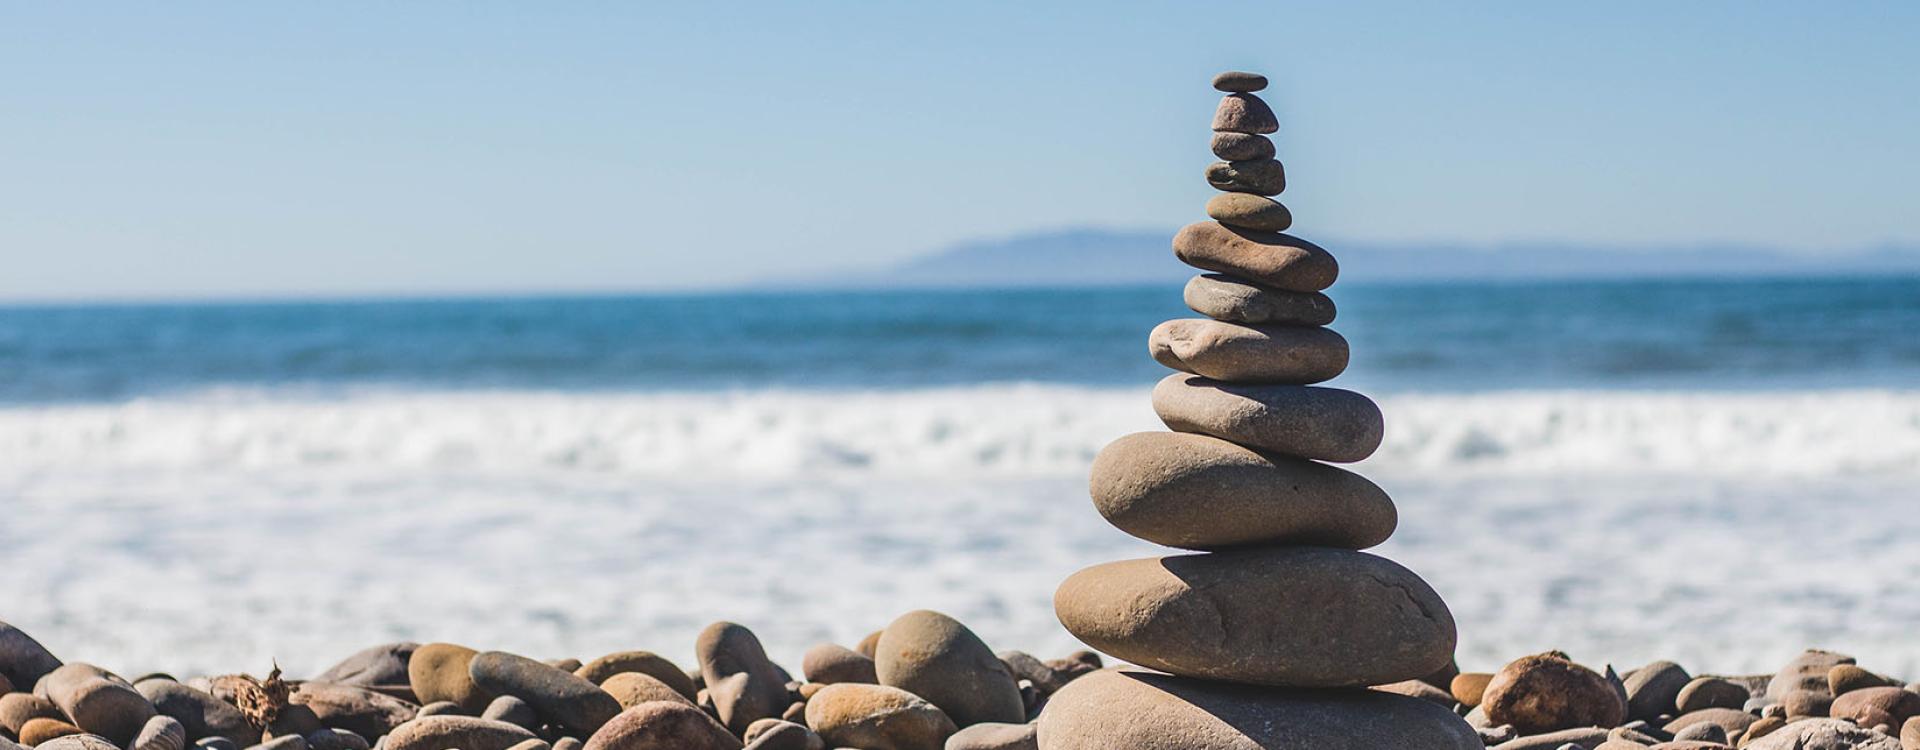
[[2, 276, 1917, 402]]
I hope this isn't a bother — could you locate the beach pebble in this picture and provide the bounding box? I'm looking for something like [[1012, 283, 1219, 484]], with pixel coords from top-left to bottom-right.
[[1830, 665, 1902, 696], [804, 684, 955, 750], [1451, 672, 1493, 707], [739, 719, 819, 750], [1663, 707, 1757, 737], [19, 718, 85, 746], [1830, 686, 1920, 728], [574, 653, 697, 700], [855, 632, 883, 659], [800, 645, 875, 686], [305, 730, 370, 750], [994, 652, 1068, 696], [1209, 132, 1274, 161], [384, 716, 536, 750], [1211, 71, 1267, 93], [1036, 670, 1476, 749], [136, 680, 256, 748], [36, 735, 123, 750], [1742, 718, 1898, 749], [1212, 93, 1278, 134], [409, 644, 495, 715], [314, 644, 419, 689], [1150, 318, 1347, 383], [479, 696, 538, 732], [1782, 688, 1834, 718], [291, 682, 418, 740], [414, 702, 463, 717], [696, 622, 791, 735], [552, 738, 583, 750], [1372, 679, 1455, 707], [1204, 160, 1286, 196], [133, 716, 188, 750], [600, 673, 693, 710], [1204, 192, 1291, 232], [1767, 650, 1853, 701], [1041, 652, 1102, 682], [1674, 677, 1748, 713], [1625, 661, 1693, 722], [1172, 222, 1337, 292], [196, 738, 239, 750], [1151, 374, 1384, 463], [39, 663, 159, 747], [1183, 273, 1335, 326], [0, 622, 62, 693], [945, 721, 1036, 750], [1054, 548, 1454, 687], [1491, 728, 1610, 750], [1089, 431, 1394, 550], [1481, 652, 1626, 734], [0, 693, 61, 738], [582, 702, 739, 750], [253, 735, 308, 750], [470, 651, 620, 736], [1672, 721, 1727, 743], [875, 610, 1024, 728]]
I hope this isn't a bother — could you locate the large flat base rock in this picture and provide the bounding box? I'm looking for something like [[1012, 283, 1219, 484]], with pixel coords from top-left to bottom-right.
[[1036, 670, 1478, 750]]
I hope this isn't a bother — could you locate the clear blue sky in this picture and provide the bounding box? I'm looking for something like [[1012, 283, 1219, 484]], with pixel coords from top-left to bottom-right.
[[3, 2, 1916, 300]]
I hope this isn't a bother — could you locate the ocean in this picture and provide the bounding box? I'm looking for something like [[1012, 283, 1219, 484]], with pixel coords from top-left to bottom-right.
[[4, 277, 1919, 678]]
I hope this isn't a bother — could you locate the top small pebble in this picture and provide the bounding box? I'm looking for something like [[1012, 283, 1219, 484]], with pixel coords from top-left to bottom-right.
[[1212, 70, 1268, 93]]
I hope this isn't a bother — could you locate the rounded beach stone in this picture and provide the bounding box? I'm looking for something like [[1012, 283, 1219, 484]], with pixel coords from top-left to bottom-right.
[[1149, 319, 1347, 384], [1674, 676, 1748, 713], [1089, 431, 1393, 550], [303, 730, 369, 750], [290, 682, 418, 740], [384, 716, 537, 750], [1036, 670, 1477, 750], [1782, 687, 1833, 718], [0, 622, 62, 696], [1829, 686, 1920, 728], [600, 673, 692, 709], [1743, 718, 1896, 750], [254, 735, 308, 750], [415, 701, 463, 717], [313, 644, 419, 688], [1151, 374, 1384, 463], [39, 663, 158, 747], [1204, 160, 1286, 196], [1183, 274, 1335, 326], [1450, 673, 1493, 707], [582, 701, 740, 750], [409, 644, 495, 714], [33, 735, 121, 750], [19, 718, 84, 746], [1212, 71, 1267, 93], [1480, 652, 1625, 734], [136, 680, 255, 748], [1171, 222, 1337, 293], [695, 622, 791, 735], [1054, 548, 1455, 687], [800, 644, 875, 686], [1624, 661, 1692, 722], [480, 696, 538, 732], [1210, 132, 1274, 161], [739, 719, 818, 750], [1212, 94, 1278, 134], [855, 631, 883, 659], [0, 692, 60, 737], [874, 610, 1024, 728], [1829, 664, 1900, 695], [946, 722, 1035, 750], [133, 716, 188, 750], [996, 652, 1068, 696], [574, 653, 696, 700], [1766, 649, 1853, 701], [803, 684, 955, 750], [469, 651, 620, 735], [1204, 193, 1291, 232]]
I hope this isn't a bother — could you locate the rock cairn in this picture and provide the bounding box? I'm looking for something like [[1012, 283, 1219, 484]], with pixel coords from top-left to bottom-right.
[[1037, 71, 1479, 749]]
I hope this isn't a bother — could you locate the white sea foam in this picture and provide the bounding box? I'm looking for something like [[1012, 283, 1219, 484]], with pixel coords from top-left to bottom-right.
[[3, 385, 1920, 678]]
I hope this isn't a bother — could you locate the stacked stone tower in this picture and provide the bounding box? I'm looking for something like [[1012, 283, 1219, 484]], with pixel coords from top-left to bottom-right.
[[1037, 71, 1479, 748]]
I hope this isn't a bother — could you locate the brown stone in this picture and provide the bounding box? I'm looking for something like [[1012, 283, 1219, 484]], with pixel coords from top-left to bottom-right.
[[1663, 708, 1758, 737], [804, 684, 955, 750], [39, 663, 158, 747], [131, 715, 186, 750], [18, 718, 84, 746], [1171, 222, 1336, 293], [1183, 274, 1335, 327], [409, 644, 496, 715], [1450, 673, 1493, 707], [1829, 664, 1901, 695], [1675, 676, 1749, 713], [1204, 193, 1291, 232], [600, 673, 692, 710], [290, 682, 418, 741], [1035, 670, 1478, 750], [1204, 160, 1286, 196], [312, 644, 418, 688], [1150, 319, 1346, 384], [1054, 549, 1455, 688], [1211, 71, 1267, 93], [574, 653, 696, 701], [0, 622, 62, 697], [1830, 686, 1920, 728], [1212, 94, 1277, 134], [1625, 661, 1692, 722], [1210, 133, 1274, 161], [33, 735, 122, 750], [1743, 718, 1897, 749], [581, 702, 740, 750], [1782, 688, 1833, 718], [1088, 431, 1394, 550], [135, 679, 255, 748], [0, 693, 60, 738], [800, 644, 875, 686], [469, 652, 619, 736], [874, 610, 1023, 727], [1480, 652, 1626, 734], [695, 623, 790, 735], [384, 716, 539, 750], [1151, 374, 1383, 463], [1766, 650, 1853, 701]]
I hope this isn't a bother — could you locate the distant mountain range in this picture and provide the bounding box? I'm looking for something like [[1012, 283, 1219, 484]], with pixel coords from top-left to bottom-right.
[[787, 228, 1920, 289]]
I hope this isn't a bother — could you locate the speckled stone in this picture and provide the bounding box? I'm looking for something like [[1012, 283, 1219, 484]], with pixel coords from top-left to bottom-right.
[[1151, 374, 1384, 463], [1171, 222, 1337, 293], [1183, 274, 1335, 326]]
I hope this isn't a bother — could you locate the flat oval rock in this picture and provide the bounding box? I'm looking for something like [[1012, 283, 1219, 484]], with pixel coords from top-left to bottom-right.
[[1036, 670, 1477, 750], [583, 702, 741, 750], [800, 644, 875, 686], [1204, 160, 1285, 196], [1204, 193, 1291, 232], [946, 722, 1036, 750], [469, 652, 619, 736], [290, 682, 418, 740], [874, 610, 1024, 727], [1152, 374, 1384, 462], [409, 644, 495, 714], [804, 684, 955, 750], [1184, 274, 1335, 326], [1210, 132, 1274, 161], [575, 653, 696, 700], [1212, 71, 1268, 93], [1054, 549, 1455, 688], [600, 673, 693, 709], [1171, 222, 1337, 293], [136, 680, 256, 748], [384, 716, 537, 750], [1149, 319, 1347, 384], [40, 663, 157, 748], [1090, 431, 1394, 550], [313, 643, 419, 688], [1212, 94, 1278, 134]]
